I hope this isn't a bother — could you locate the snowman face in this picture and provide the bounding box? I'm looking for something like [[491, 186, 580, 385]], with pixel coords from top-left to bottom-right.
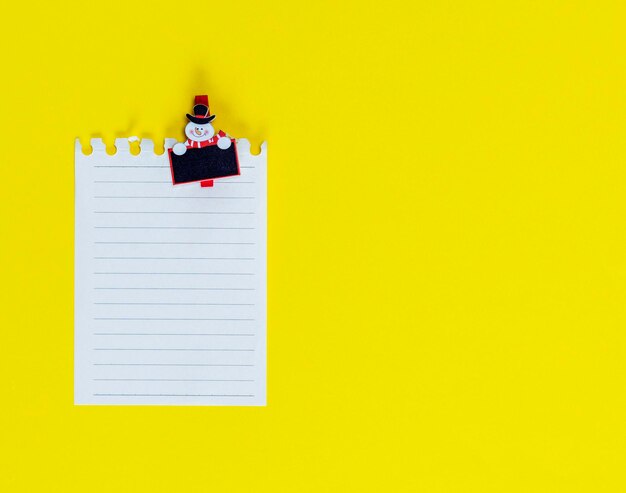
[[185, 121, 215, 142]]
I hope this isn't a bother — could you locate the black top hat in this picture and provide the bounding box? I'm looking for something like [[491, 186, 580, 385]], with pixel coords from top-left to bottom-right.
[[186, 104, 216, 125]]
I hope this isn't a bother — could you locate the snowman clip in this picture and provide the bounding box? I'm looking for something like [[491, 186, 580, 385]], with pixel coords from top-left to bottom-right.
[[168, 95, 240, 187]]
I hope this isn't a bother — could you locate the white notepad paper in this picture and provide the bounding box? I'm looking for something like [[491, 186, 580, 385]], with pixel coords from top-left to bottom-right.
[[75, 138, 266, 405]]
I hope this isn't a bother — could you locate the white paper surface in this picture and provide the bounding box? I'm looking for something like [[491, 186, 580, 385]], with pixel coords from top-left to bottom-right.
[[75, 138, 266, 405]]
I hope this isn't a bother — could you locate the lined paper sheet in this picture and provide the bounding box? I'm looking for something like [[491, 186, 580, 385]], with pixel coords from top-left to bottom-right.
[[75, 138, 266, 405]]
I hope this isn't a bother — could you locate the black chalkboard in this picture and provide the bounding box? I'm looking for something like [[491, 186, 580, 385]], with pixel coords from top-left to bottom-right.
[[169, 141, 240, 184]]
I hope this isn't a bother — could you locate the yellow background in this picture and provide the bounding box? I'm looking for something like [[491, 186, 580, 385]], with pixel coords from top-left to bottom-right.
[[1, 1, 625, 491]]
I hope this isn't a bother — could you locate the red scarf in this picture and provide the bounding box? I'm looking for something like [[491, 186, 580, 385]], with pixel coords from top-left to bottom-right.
[[185, 130, 226, 148]]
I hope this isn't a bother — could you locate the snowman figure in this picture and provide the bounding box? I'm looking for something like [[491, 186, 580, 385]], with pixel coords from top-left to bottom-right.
[[172, 98, 231, 156]]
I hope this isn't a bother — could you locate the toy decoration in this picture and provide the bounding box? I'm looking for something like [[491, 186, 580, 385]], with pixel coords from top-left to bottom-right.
[[168, 95, 240, 187]]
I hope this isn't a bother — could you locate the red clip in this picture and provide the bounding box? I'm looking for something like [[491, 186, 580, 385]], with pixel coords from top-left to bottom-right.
[[195, 95, 209, 106]]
